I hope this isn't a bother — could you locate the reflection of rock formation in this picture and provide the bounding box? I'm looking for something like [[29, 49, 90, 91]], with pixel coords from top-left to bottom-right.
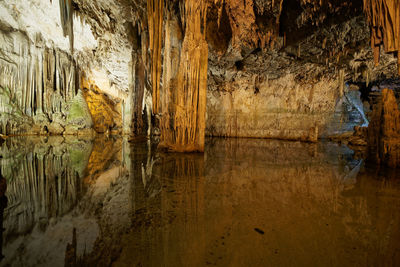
[[116, 148, 206, 266], [84, 137, 122, 184], [202, 138, 400, 266], [98, 138, 400, 266], [0, 137, 92, 242], [0, 169, 8, 262], [1, 136, 399, 266], [0, 135, 131, 266], [64, 228, 77, 267]]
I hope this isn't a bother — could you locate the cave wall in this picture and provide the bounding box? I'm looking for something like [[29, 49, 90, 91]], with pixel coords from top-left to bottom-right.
[[205, 0, 399, 141], [0, 0, 136, 136], [1, 0, 400, 152]]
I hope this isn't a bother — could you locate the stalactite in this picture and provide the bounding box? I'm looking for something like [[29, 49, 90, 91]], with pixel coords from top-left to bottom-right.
[[147, 0, 164, 114], [132, 52, 146, 135], [363, 0, 400, 74], [159, 0, 209, 152], [59, 0, 74, 53], [0, 47, 77, 135]]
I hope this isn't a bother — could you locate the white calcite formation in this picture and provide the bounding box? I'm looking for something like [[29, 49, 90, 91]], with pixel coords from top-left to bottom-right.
[[0, 0, 135, 136]]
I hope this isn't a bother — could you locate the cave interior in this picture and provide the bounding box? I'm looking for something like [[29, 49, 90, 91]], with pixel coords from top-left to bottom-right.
[[0, 0, 400, 266]]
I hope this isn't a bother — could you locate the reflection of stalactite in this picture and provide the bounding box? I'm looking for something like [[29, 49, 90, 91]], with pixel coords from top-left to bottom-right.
[[159, 153, 205, 265], [0, 171, 7, 262], [130, 148, 205, 266], [363, 0, 400, 74], [0, 138, 87, 240], [159, 1, 209, 152], [64, 228, 77, 267], [147, 0, 164, 114]]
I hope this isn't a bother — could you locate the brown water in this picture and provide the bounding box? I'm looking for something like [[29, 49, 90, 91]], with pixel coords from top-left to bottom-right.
[[0, 137, 400, 266]]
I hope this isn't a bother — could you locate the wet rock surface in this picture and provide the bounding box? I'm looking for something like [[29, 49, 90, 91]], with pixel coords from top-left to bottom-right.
[[1, 137, 400, 266]]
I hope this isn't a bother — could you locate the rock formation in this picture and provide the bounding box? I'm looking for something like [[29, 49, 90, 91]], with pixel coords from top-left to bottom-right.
[[159, 1, 209, 152], [147, 0, 164, 114], [0, 0, 399, 157], [363, 0, 400, 74], [368, 88, 400, 167]]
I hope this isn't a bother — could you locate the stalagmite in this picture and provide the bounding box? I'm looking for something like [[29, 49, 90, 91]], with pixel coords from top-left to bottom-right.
[[159, 1, 209, 152], [363, 0, 400, 74]]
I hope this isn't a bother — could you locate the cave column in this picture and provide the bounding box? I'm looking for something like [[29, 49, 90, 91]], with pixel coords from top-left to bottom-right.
[[147, 0, 164, 114], [159, 1, 209, 152]]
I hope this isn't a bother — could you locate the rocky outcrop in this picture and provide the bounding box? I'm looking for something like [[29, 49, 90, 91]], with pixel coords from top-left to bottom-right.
[[80, 77, 122, 134], [64, 90, 94, 136], [368, 88, 400, 167]]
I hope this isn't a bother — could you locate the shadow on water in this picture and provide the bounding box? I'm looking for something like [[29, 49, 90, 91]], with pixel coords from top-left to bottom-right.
[[0, 136, 399, 266]]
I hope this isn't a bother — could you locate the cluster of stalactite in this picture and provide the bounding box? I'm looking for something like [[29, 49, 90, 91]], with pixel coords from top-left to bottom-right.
[[213, 0, 283, 50], [157, 1, 209, 152], [0, 47, 78, 135], [368, 89, 400, 167], [363, 0, 400, 74], [0, 138, 85, 238]]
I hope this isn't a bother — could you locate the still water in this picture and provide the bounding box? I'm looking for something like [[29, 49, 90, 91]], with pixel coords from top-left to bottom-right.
[[0, 136, 399, 266]]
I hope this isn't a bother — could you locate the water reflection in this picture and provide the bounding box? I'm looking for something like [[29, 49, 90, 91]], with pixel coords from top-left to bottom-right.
[[0, 137, 399, 266], [0, 169, 7, 262]]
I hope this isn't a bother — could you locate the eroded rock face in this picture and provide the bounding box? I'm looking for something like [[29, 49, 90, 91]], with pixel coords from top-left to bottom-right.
[[368, 88, 400, 167], [1, 0, 400, 155], [0, 0, 136, 136], [363, 0, 400, 74], [64, 90, 94, 136]]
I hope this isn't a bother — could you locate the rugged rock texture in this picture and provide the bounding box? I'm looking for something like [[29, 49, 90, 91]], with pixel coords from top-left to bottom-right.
[[368, 88, 400, 167], [206, 13, 367, 140], [158, 1, 209, 152], [364, 0, 400, 74], [80, 77, 122, 134], [147, 0, 164, 114], [204, 0, 399, 142], [1, 0, 400, 155], [0, 1, 94, 135], [64, 90, 95, 136], [0, 0, 137, 137]]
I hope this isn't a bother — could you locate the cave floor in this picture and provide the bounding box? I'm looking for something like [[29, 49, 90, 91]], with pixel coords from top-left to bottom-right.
[[1, 137, 400, 266]]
